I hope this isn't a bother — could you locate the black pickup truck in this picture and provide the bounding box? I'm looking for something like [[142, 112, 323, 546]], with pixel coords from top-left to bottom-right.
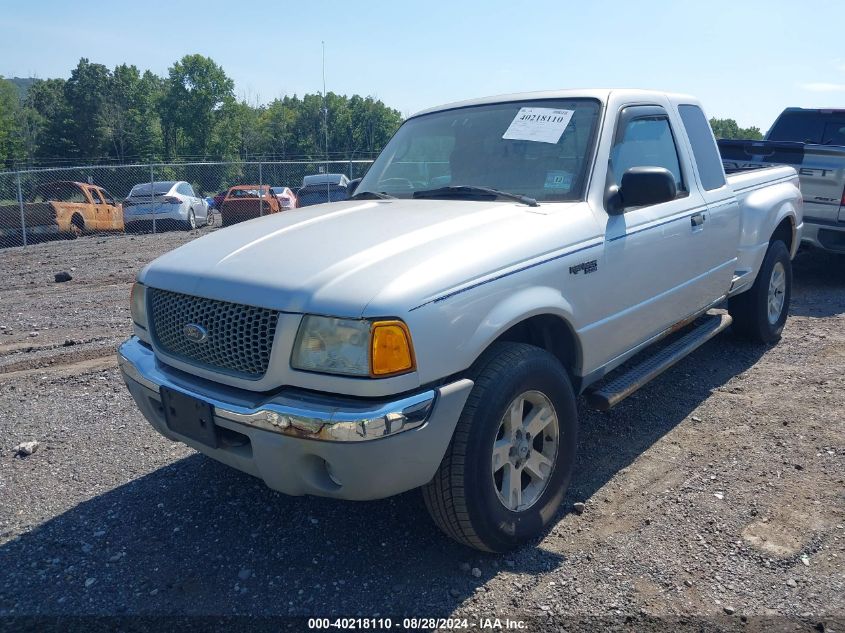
[[718, 107, 845, 254]]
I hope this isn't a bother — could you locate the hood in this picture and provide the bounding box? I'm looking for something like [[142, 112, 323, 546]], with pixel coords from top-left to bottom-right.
[[140, 198, 590, 317]]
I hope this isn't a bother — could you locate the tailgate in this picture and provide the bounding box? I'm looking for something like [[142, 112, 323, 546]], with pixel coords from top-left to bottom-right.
[[718, 139, 805, 173], [221, 199, 270, 219]]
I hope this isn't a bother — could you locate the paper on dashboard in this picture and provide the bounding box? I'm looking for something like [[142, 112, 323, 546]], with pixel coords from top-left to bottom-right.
[[502, 107, 575, 144]]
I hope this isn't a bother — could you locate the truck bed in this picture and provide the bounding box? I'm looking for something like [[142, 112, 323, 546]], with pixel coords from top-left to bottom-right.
[[0, 202, 57, 230], [719, 139, 844, 252]]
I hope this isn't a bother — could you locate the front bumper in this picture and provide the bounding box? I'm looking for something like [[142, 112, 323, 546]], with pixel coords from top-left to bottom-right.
[[118, 337, 473, 500]]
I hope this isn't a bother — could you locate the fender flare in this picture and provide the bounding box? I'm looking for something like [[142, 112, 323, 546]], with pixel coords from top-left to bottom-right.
[[463, 285, 582, 374]]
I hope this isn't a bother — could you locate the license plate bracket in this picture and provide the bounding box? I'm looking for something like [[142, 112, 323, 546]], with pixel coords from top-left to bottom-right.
[[160, 387, 218, 448]]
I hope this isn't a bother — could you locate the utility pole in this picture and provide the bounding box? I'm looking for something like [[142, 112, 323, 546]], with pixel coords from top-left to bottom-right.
[[323, 41, 330, 199]]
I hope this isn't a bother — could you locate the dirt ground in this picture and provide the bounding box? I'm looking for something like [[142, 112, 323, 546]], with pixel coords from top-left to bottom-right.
[[0, 231, 842, 632]]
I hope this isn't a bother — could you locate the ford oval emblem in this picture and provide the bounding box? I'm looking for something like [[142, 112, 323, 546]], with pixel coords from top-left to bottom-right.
[[183, 323, 208, 344]]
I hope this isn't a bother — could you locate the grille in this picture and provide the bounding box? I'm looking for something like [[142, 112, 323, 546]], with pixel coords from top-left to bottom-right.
[[148, 288, 279, 378]]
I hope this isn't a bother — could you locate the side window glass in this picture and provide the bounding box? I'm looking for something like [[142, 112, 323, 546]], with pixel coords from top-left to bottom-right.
[[185, 184, 196, 197], [89, 189, 103, 204], [678, 104, 727, 191], [100, 189, 116, 205], [611, 116, 685, 193]]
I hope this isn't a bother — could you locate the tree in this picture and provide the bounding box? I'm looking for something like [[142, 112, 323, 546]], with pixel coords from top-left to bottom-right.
[[709, 118, 763, 140], [161, 54, 235, 158], [101, 65, 163, 162], [64, 59, 112, 158], [3, 55, 405, 166], [23, 78, 75, 162], [0, 78, 21, 166]]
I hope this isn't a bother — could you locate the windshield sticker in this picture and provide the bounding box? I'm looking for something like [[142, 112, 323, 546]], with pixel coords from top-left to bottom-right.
[[544, 170, 573, 190], [502, 107, 575, 144]]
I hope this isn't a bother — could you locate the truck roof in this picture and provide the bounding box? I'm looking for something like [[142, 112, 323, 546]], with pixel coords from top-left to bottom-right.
[[410, 89, 700, 119], [780, 107, 845, 114]]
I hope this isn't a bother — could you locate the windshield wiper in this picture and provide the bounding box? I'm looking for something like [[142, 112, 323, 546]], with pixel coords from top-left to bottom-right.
[[350, 190, 395, 200], [413, 185, 538, 207]]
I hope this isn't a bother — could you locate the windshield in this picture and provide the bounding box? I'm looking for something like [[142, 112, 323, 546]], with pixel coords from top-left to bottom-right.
[[356, 98, 601, 202]]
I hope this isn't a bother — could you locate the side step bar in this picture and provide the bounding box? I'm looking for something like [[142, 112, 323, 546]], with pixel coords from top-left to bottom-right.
[[585, 313, 733, 411]]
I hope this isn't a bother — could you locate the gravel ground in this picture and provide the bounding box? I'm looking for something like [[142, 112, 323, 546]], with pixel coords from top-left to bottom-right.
[[0, 231, 843, 632]]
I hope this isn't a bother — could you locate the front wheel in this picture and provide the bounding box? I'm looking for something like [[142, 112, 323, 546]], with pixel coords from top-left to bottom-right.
[[422, 342, 578, 552], [729, 240, 792, 343]]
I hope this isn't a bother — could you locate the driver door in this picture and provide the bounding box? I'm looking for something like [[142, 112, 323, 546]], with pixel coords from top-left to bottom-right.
[[582, 105, 708, 372]]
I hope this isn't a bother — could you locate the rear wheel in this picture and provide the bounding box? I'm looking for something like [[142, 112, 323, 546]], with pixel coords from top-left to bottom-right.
[[185, 209, 197, 231], [729, 240, 792, 343], [423, 342, 578, 552], [68, 214, 84, 239]]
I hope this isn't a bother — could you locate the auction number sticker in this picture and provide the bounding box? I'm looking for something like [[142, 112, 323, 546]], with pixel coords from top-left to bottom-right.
[[502, 107, 574, 144]]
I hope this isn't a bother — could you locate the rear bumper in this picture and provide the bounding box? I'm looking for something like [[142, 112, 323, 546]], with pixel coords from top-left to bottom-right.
[[124, 207, 188, 223], [802, 218, 845, 253], [118, 337, 473, 500]]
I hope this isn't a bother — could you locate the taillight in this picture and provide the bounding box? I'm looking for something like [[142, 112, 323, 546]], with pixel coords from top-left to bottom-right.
[[163, 196, 181, 204]]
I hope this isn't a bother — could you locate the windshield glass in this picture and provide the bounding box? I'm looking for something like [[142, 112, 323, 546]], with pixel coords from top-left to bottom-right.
[[356, 99, 601, 202]]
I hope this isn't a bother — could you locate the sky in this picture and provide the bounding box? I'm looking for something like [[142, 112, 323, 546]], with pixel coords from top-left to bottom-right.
[[1, 0, 843, 132]]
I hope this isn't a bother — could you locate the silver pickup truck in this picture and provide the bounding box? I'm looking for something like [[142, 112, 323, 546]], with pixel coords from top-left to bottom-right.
[[719, 107, 844, 254], [119, 89, 802, 552]]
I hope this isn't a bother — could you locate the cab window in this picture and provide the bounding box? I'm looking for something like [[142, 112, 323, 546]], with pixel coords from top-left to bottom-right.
[[99, 189, 117, 205], [610, 116, 686, 194], [678, 104, 727, 191]]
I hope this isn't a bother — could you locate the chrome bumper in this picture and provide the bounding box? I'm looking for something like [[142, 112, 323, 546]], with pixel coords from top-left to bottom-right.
[[117, 337, 435, 442]]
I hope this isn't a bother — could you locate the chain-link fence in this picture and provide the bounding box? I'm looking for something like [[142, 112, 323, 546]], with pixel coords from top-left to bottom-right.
[[0, 160, 373, 249]]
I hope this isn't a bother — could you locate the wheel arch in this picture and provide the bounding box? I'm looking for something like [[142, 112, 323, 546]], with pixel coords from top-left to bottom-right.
[[771, 213, 796, 256], [462, 286, 583, 386]]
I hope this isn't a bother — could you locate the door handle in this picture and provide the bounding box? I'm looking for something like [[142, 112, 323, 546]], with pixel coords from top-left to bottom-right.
[[691, 212, 706, 227]]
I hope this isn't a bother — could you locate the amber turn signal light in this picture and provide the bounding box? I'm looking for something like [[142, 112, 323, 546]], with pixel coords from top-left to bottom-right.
[[370, 320, 415, 376]]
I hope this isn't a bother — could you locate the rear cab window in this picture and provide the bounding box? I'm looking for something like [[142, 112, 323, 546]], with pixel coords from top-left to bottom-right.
[[767, 110, 845, 145], [678, 104, 727, 191]]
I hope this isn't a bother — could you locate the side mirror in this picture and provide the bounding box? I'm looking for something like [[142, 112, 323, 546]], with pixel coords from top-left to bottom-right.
[[615, 167, 677, 212], [347, 178, 362, 195]]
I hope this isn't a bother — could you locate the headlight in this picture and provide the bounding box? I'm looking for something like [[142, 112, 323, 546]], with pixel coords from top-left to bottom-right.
[[291, 316, 415, 377], [130, 282, 147, 329]]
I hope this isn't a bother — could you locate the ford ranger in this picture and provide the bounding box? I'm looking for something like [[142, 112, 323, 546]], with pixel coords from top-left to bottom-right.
[[119, 89, 802, 552]]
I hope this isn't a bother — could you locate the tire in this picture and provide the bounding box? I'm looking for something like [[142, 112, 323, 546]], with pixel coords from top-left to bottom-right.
[[206, 211, 214, 227], [68, 214, 84, 239], [728, 240, 791, 343], [422, 342, 578, 552], [185, 209, 197, 231]]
